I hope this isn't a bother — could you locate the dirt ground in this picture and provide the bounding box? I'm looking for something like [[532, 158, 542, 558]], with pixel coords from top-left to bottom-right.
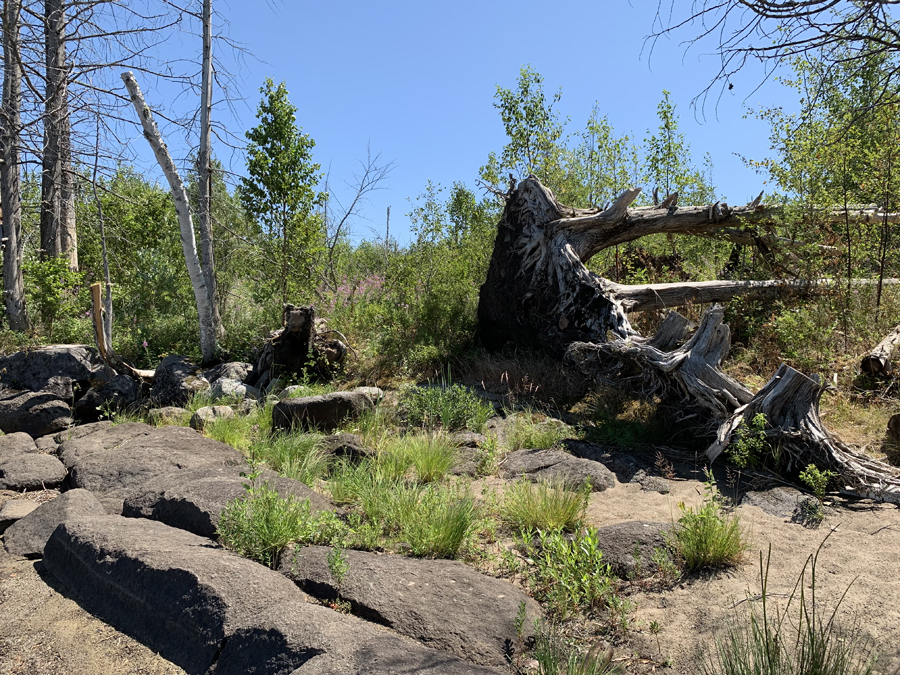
[[0, 469, 898, 674]]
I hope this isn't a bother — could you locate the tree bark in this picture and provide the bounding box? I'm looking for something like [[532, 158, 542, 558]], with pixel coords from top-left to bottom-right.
[[1, 0, 29, 331], [40, 0, 76, 268], [197, 0, 221, 336], [121, 71, 216, 364]]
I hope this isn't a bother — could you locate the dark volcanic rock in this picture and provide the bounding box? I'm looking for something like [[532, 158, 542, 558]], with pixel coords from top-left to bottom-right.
[[151, 355, 210, 406], [147, 406, 188, 424], [593, 521, 673, 578], [203, 361, 253, 386], [0, 345, 101, 398], [189, 405, 235, 430], [740, 486, 807, 520], [53, 420, 113, 444], [318, 433, 375, 462], [0, 390, 72, 438], [43, 515, 305, 675], [272, 392, 374, 432], [0, 499, 39, 534], [279, 545, 540, 667], [58, 423, 242, 496], [500, 448, 616, 491], [4, 488, 105, 558], [123, 465, 334, 538], [72, 375, 141, 422], [0, 453, 67, 491]]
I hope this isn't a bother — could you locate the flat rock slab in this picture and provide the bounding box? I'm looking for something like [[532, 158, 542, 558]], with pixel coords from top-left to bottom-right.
[[213, 600, 503, 675], [4, 488, 105, 558], [279, 546, 541, 667], [58, 423, 243, 495], [740, 486, 809, 520], [43, 515, 306, 675], [0, 390, 72, 438], [0, 431, 38, 459], [123, 465, 334, 539], [593, 521, 673, 578], [53, 420, 113, 444], [272, 392, 374, 432], [0, 499, 39, 533], [499, 449, 616, 491], [0, 453, 67, 491]]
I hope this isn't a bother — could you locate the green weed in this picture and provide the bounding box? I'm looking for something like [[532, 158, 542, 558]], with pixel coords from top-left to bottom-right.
[[532, 626, 623, 675], [506, 414, 573, 451], [400, 380, 494, 432]]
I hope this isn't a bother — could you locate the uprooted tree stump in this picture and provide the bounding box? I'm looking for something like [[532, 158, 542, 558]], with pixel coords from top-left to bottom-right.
[[254, 305, 348, 388], [479, 176, 900, 504]]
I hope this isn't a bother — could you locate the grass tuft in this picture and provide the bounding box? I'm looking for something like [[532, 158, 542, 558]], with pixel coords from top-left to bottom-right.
[[502, 477, 590, 534]]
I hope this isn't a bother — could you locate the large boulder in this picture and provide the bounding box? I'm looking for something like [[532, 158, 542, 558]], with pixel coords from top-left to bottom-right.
[[279, 546, 541, 667], [500, 448, 616, 491], [0, 345, 101, 398], [53, 420, 113, 444], [592, 521, 673, 578], [0, 499, 39, 534], [0, 453, 67, 491], [272, 392, 374, 432], [190, 405, 235, 430], [204, 361, 253, 386], [0, 431, 38, 459], [0, 390, 72, 437], [42, 515, 306, 675], [208, 378, 260, 402], [58, 423, 243, 497], [151, 355, 210, 406], [122, 464, 334, 538], [72, 374, 141, 422], [4, 488, 105, 558]]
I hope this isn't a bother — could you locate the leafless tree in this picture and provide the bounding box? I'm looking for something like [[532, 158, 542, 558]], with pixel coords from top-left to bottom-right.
[[649, 1, 900, 114]]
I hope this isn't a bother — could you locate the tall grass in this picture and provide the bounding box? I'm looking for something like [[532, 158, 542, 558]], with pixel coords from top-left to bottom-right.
[[251, 433, 330, 486], [702, 542, 878, 675], [672, 473, 747, 572], [506, 413, 574, 451], [502, 477, 590, 534]]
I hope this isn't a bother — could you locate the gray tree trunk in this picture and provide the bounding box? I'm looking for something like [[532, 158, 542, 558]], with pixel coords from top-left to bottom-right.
[[197, 0, 220, 336], [1, 0, 29, 331], [121, 71, 216, 363]]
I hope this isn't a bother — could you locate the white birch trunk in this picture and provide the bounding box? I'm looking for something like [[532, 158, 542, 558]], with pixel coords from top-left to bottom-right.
[[121, 71, 216, 363]]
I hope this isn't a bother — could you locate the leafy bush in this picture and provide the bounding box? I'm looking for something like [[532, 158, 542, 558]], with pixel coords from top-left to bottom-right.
[[726, 414, 772, 469], [216, 476, 340, 568], [799, 464, 837, 502], [672, 472, 747, 572], [400, 382, 494, 432], [523, 528, 614, 620], [702, 544, 878, 675], [503, 477, 590, 534]]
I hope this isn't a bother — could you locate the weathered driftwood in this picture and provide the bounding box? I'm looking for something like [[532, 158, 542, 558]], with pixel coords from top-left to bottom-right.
[[708, 364, 900, 505], [861, 323, 900, 377]]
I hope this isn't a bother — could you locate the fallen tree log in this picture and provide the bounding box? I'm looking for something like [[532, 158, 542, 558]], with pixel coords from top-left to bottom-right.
[[861, 323, 900, 378]]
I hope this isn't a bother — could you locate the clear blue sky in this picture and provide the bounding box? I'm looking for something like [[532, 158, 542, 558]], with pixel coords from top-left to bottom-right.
[[133, 0, 799, 243]]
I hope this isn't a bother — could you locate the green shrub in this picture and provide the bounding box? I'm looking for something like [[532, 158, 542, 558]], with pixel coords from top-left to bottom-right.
[[726, 414, 771, 469], [702, 544, 878, 675], [524, 528, 614, 620], [506, 414, 573, 451], [216, 477, 337, 568], [672, 472, 747, 572], [400, 382, 494, 432], [503, 477, 590, 534], [799, 464, 837, 502]]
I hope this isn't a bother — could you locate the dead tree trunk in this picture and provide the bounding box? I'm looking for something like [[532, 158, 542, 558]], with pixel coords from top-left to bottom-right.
[[861, 323, 900, 377], [481, 177, 900, 504]]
